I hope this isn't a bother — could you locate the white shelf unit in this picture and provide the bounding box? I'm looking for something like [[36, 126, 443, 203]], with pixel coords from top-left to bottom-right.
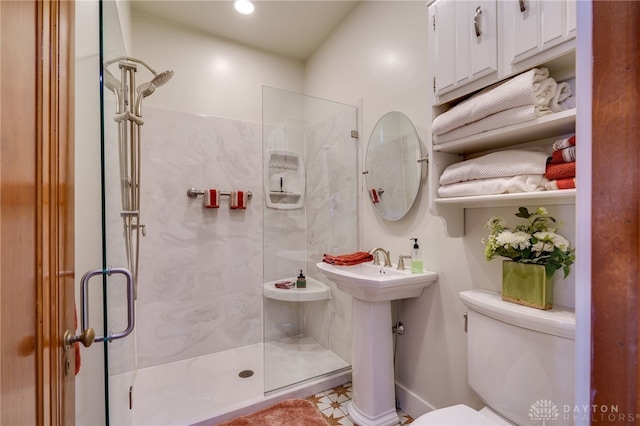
[[428, 0, 577, 237], [428, 109, 577, 237], [432, 109, 576, 155]]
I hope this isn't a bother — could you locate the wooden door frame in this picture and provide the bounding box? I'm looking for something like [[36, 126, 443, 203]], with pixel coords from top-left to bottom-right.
[[590, 0, 640, 419], [0, 0, 75, 424], [38, 0, 76, 423], [35, 0, 76, 423]]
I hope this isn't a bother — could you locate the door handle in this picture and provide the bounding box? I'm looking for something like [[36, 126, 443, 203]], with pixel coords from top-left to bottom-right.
[[77, 267, 136, 343], [63, 327, 95, 349], [474, 6, 482, 37], [519, 0, 527, 13]]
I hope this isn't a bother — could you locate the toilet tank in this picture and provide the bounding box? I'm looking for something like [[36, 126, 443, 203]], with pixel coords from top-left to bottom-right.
[[460, 290, 575, 426]]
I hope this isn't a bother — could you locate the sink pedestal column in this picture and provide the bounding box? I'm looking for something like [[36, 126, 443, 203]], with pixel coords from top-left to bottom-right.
[[347, 298, 400, 426]]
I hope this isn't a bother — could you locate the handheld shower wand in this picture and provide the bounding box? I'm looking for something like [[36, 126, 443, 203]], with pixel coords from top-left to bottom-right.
[[103, 57, 173, 299]]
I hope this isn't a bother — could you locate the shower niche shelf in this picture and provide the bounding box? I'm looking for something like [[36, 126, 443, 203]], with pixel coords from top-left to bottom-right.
[[264, 150, 305, 210], [263, 277, 330, 302]]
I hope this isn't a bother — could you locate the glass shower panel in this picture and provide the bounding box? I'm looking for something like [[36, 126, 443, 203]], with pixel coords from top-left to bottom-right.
[[262, 87, 357, 393], [101, 2, 138, 424]]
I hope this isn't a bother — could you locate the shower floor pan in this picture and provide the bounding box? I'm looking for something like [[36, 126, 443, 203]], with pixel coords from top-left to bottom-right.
[[109, 336, 350, 425]]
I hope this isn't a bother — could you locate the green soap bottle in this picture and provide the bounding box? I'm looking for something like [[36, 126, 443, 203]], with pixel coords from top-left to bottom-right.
[[410, 238, 423, 274], [296, 270, 306, 289]]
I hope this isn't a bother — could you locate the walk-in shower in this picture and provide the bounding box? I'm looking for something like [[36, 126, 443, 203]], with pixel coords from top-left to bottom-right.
[[103, 56, 173, 297], [75, 2, 357, 425]]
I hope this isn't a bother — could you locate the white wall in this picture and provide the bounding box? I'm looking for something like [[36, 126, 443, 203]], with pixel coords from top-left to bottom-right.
[[130, 12, 305, 124], [305, 0, 577, 417]]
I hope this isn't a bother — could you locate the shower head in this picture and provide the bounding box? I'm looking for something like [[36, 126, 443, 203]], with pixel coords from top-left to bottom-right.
[[133, 70, 174, 117], [136, 81, 156, 98], [151, 69, 174, 88]]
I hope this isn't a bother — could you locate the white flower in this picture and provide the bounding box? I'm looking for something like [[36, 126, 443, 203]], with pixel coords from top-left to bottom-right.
[[532, 231, 570, 252], [484, 207, 575, 278], [496, 231, 531, 250], [536, 207, 548, 216]]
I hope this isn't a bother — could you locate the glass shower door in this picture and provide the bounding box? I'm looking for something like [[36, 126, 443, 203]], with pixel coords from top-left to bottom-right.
[[75, 1, 140, 424], [262, 87, 358, 393]]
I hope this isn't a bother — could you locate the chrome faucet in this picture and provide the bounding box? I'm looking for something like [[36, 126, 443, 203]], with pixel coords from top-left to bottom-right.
[[397, 254, 411, 270], [369, 247, 392, 267]]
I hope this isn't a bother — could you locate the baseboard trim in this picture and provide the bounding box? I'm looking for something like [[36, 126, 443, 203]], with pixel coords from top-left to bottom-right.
[[395, 381, 437, 419]]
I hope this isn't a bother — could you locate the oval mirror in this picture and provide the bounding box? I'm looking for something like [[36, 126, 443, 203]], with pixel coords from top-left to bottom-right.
[[365, 111, 422, 221]]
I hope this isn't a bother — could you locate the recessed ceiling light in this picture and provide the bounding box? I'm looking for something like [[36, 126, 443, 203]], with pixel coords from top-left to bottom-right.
[[234, 0, 254, 15]]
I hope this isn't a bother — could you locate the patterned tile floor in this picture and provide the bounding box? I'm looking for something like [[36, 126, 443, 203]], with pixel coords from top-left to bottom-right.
[[306, 382, 414, 426]]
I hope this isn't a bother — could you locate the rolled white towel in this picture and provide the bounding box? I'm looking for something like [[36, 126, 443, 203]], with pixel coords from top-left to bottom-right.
[[550, 82, 573, 112], [432, 67, 555, 136]]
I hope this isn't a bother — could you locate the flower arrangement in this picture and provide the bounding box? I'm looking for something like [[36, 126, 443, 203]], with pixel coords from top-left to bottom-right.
[[484, 207, 575, 278]]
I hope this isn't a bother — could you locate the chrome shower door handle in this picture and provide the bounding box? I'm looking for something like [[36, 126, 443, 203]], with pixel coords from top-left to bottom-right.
[[79, 267, 136, 343], [474, 6, 482, 37]]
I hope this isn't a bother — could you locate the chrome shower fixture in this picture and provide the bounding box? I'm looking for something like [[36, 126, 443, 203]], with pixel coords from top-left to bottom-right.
[[103, 56, 173, 299]]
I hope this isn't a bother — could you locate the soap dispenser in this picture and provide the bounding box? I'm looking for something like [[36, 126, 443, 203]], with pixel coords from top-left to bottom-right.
[[410, 238, 423, 274], [296, 270, 306, 289]]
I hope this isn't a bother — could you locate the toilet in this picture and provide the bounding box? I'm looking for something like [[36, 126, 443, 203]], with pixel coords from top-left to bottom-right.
[[413, 289, 576, 425]]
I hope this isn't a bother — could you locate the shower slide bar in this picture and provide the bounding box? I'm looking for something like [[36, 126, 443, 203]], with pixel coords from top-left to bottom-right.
[[103, 56, 173, 300], [186, 188, 253, 199]]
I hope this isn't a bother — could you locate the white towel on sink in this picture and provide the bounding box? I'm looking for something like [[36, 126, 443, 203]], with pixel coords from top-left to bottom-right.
[[432, 68, 556, 136]]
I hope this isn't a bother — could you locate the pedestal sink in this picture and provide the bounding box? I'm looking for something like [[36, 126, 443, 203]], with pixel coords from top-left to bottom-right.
[[316, 261, 438, 426]]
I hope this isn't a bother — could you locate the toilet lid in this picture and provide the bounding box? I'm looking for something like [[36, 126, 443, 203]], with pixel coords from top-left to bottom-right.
[[412, 404, 505, 425]]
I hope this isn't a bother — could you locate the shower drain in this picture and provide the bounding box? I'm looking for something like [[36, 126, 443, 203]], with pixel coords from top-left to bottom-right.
[[238, 369, 254, 378]]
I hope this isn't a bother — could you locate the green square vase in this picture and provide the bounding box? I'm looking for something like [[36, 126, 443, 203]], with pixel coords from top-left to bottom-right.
[[501, 261, 553, 310]]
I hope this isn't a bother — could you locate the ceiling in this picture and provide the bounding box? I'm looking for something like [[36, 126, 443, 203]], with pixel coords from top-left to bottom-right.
[[130, 1, 361, 61]]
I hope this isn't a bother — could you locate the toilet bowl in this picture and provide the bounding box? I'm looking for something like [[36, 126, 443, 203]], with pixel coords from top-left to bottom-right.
[[411, 289, 576, 426], [412, 404, 512, 425]]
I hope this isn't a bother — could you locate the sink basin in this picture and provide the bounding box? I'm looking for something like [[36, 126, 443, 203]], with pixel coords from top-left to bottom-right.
[[315, 261, 437, 302]]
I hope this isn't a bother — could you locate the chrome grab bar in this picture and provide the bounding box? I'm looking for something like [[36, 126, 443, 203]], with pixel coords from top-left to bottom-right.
[[80, 267, 135, 343], [186, 188, 253, 199]]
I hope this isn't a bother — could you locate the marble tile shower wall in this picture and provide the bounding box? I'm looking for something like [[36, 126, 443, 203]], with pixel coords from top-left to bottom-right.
[[105, 106, 263, 372], [103, 105, 354, 375]]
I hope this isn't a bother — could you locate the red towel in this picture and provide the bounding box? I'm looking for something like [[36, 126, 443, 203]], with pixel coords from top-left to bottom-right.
[[370, 188, 380, 204], [545, 161, 576, 180], [230, 191, 247, 209], [205, 189, 219, 208], [545, 177, 576, 190], [552, 135, 576, 151], [550, 146, 576, 164], [323, 252, 373, 266]]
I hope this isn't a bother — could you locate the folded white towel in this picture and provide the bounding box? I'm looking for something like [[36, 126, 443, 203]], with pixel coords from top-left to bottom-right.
[[439, 148, 550, 185], [561, 96, 576, 110], [432, 68, 555, 136], [433, 105, 552, 144], [550, 82, 573, 112], [438, 175, 549, 198]]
